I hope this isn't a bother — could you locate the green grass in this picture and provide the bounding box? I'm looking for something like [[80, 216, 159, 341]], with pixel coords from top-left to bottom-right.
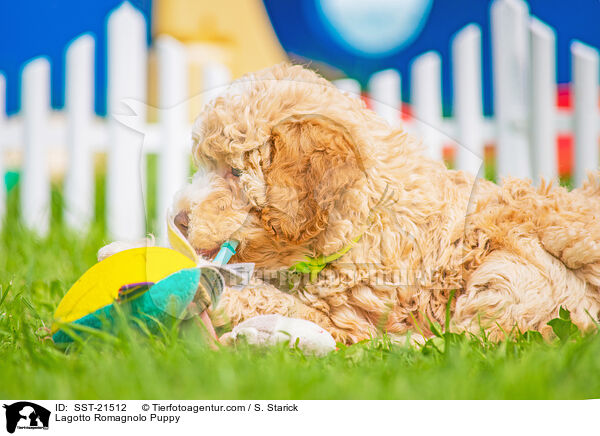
[[1, 175, 600, 400]]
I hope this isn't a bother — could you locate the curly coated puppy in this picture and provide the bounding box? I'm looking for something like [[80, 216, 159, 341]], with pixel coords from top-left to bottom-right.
[[172, 63, 600, 344]]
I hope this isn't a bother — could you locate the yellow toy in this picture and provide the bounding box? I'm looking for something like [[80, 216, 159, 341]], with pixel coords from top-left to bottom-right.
[[52, 214, 247, 343]]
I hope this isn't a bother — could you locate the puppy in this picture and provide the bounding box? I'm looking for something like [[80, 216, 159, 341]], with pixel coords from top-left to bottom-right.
[[172, 63, 600, 344]]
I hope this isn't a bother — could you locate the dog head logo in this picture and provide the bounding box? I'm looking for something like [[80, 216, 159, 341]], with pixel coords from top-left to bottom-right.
[[3, 402, 50, 433]]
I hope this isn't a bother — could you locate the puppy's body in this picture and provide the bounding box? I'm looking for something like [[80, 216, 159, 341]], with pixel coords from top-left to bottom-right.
[[174, 64, 600, 343]]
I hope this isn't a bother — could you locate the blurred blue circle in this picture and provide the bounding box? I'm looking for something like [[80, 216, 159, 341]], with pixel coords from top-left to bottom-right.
[[316, 0, 433, 57]]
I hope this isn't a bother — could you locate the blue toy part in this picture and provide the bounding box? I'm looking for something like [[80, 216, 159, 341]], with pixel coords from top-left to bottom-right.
[[212, 240, 239, 265], [52, 268, 201, 344]]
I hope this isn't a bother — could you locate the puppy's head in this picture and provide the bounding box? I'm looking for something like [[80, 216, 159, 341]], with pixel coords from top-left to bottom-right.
[[173, 64, 375, 267]]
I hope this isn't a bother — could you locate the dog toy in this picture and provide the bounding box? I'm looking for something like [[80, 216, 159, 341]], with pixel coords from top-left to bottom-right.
[[51, 244, 245, 343], [51, 213, 249, 344], [52, 246, 195, 333], [52, 263, 200, 343]]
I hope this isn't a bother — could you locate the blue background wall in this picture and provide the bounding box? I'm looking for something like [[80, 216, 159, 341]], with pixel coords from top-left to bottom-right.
[[1, 0, 599, 117], [0, 0, 151, 116]]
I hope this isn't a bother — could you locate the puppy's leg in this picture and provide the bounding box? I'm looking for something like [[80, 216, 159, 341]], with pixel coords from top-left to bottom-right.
[[453, 249, 599, 340], [536, 184, 600, 306], [215, 282, 339, 352], [538, 216, 600, 270], [214, 281, 333, 332], [537, 178, 600, 270]]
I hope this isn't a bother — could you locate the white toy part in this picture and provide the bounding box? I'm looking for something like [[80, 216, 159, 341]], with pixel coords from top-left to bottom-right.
[[96, 237, 254, 291], [97, 236, 156, 261], [230, 314, 336, 356]]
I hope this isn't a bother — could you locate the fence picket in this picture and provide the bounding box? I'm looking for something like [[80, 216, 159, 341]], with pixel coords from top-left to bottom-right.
[[333, 78, 361, 99], [21, 57, 51, 235], [156, 35, 189, 242], [491, 0, 532, 180], [64, 33, 95, 230], [572, 41, 600, 187], [202, 62, 232, 106], [368, 69, 401, 127], [411, 51, 443, 160], [452, 24, 484, 176], [3, 2, 600, 233], [529, 18, 557, 184], [107, 2, 148, 240]]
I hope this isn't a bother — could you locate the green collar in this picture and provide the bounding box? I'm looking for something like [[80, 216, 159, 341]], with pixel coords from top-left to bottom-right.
[[290, 234, 362, 282], [288, 186, 391, 283]]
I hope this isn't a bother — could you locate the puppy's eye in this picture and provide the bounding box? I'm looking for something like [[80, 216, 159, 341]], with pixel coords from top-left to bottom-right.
[[231, 167, 242, 177]]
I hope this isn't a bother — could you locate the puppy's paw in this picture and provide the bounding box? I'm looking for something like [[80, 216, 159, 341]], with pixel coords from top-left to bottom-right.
[[230, 314, 336, 356]]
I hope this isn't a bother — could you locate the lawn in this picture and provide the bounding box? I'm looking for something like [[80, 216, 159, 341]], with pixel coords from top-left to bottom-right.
[[1, 176, 599, 400]]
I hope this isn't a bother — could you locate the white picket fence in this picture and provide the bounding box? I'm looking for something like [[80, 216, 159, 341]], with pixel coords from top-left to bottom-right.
[[0, 0, 599, 240]]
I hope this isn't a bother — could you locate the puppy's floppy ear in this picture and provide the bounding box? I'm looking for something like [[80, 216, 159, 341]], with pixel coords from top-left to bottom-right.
[[261, 114, 366, 244]]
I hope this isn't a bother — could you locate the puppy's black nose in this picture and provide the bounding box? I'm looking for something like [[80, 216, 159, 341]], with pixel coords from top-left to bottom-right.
[[174, 210, 190, 237]]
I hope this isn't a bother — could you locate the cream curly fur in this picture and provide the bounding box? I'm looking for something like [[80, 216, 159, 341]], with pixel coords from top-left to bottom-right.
[[173, 63, 600, 343]]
